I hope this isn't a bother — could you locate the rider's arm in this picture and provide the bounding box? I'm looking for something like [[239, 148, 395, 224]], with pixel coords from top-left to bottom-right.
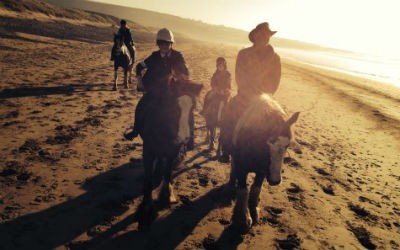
[[265, 54, 281, 95], [173, 52, 189, 80], [226, 72, 232, 90], [235, 50, 246, 91], [210, 73, 217, 90], [136, 62, 146, 76], [127, 29, 134, 46], [136, 53, 155, 76]]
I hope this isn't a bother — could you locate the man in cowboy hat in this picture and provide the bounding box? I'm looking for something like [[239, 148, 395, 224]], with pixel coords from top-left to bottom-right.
[[219, 22, 282, 162]]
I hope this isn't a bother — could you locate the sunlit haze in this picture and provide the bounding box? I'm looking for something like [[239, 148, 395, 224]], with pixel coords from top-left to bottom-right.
[[90, 0, 400, 58]]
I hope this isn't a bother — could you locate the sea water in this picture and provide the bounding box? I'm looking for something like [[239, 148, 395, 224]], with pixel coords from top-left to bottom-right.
[[278, 48, 400, 88]]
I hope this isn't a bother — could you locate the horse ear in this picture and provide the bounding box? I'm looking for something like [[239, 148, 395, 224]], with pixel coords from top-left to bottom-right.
[[286, 112, 300, 127]]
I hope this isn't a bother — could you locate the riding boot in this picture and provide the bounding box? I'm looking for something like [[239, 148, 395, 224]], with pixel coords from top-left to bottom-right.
[[126, 94, 148, 140]]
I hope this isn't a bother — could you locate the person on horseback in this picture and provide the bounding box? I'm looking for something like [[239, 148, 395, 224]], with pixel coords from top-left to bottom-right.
[[125, 28, 195, 149], [219, 22, 281, 162], [111, 19, 135, 61], [201, 57, 231, 116]]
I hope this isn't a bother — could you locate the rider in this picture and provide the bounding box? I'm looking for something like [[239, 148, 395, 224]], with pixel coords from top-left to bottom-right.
[[201, 57, 231, 115], [125, 28, 195, 149], [219, 22, 281, 162], [111, 19, 135, 60]]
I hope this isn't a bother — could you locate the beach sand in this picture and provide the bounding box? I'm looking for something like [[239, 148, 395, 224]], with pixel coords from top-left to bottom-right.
[[1, 12, 400, 250]]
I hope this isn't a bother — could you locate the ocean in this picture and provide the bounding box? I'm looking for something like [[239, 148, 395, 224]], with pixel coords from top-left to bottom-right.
[[278, 48, 400, 88]]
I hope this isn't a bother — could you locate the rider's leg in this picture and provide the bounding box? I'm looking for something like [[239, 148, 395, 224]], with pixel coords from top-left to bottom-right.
[[125, 94, 149, 140], [220, 95, 245, 162], [201, 90, 213, 115], [127, 45, 135, 62]]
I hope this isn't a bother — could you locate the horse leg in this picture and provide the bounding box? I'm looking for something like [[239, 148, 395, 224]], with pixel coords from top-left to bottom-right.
[[231, 169, 252, 234], [205, 127, 210, 144], [209, 126, 215, 151], [138, 149, 157, 231], [124, 69, 129, 89], [216, 128, 222, 159], [113, 69, 118, 91], [128, 64, 133, 85], [157, 157, 178, 207], [249, 173, 265, 225]]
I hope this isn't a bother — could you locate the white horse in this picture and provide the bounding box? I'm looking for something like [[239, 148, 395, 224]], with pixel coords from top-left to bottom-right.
[[111, 34, 135, 91]]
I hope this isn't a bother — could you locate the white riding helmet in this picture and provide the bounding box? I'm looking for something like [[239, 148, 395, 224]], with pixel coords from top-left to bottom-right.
[[156, 28, 175, 43]]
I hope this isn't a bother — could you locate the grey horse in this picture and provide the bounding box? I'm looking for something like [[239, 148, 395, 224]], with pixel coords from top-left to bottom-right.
[[228, 93, 300, 234]]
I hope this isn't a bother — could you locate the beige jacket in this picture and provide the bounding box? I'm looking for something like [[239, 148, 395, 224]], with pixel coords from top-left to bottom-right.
[[235, 45, 281, 97]]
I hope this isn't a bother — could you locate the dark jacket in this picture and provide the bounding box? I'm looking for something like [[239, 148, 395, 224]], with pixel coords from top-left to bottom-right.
[[118, 27, 134, 47], [136, 49, 189, 94], [211, 70, 231, 91]]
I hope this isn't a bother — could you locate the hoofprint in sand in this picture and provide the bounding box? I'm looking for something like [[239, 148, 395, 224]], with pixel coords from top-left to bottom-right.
[[1, 24, 400, 250]]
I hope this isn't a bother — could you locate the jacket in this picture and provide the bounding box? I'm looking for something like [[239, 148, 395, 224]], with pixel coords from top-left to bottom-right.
[[211, 70, 231, 91], [136, 49, 189, 93], [118, 27, 134, 47], [235, 45, 281, 97]]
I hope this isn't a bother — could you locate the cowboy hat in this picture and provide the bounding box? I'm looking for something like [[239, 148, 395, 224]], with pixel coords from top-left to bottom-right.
[[249, 22, 277, 43]]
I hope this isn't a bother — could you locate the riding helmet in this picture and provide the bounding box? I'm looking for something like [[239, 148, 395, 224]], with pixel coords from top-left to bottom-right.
[[156, 28, 175, 43]]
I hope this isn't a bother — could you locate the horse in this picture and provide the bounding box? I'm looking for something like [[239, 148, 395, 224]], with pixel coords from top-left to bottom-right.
[[227, 93, 300, 234], [203, 90, 229, 153], [136, 79, 203, 230], [111, 34, 135, 91]]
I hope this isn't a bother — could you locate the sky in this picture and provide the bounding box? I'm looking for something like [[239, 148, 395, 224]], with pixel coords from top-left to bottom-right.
[[91, 0, 400, 58]]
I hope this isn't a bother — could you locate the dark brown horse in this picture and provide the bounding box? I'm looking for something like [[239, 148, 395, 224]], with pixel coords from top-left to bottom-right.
[[137, 80, 203, 230], [228, 93, 299, 233], [203, 91, 229, 153]]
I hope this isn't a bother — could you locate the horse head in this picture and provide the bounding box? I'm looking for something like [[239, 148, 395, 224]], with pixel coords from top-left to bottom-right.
[[168, 80, 203, 145], [266, 110, 299, 185], [233, 94, 300, 186]]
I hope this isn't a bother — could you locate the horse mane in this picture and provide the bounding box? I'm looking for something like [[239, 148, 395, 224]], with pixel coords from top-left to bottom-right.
[[233, 93, 287, 145]]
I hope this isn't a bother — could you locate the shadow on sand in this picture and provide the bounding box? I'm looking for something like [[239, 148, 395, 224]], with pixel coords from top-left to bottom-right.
[[0, 153, 238, 250], [80, 185, 238, 250], [0, 83, 115, 99], [0, 161, 144, 250]]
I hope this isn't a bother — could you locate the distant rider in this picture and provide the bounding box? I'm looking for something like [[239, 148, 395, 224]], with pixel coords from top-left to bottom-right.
[[201, 57, 231, 116], [111, 19, 135, 60]]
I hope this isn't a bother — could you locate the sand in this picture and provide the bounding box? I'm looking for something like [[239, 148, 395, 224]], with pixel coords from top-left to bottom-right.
[[1, 10, 400, 250]]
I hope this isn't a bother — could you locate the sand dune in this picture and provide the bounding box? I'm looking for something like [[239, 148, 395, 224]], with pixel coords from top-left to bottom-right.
[[1, 2, 400, 250]]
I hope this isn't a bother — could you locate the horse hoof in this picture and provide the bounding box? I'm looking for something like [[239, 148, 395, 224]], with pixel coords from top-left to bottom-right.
[[249, 206, 260, 225], [218, 154, 230, 163], [137, 203, 157, 231], [231, 217, 252, 235], [157, 183, 178, 208]]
